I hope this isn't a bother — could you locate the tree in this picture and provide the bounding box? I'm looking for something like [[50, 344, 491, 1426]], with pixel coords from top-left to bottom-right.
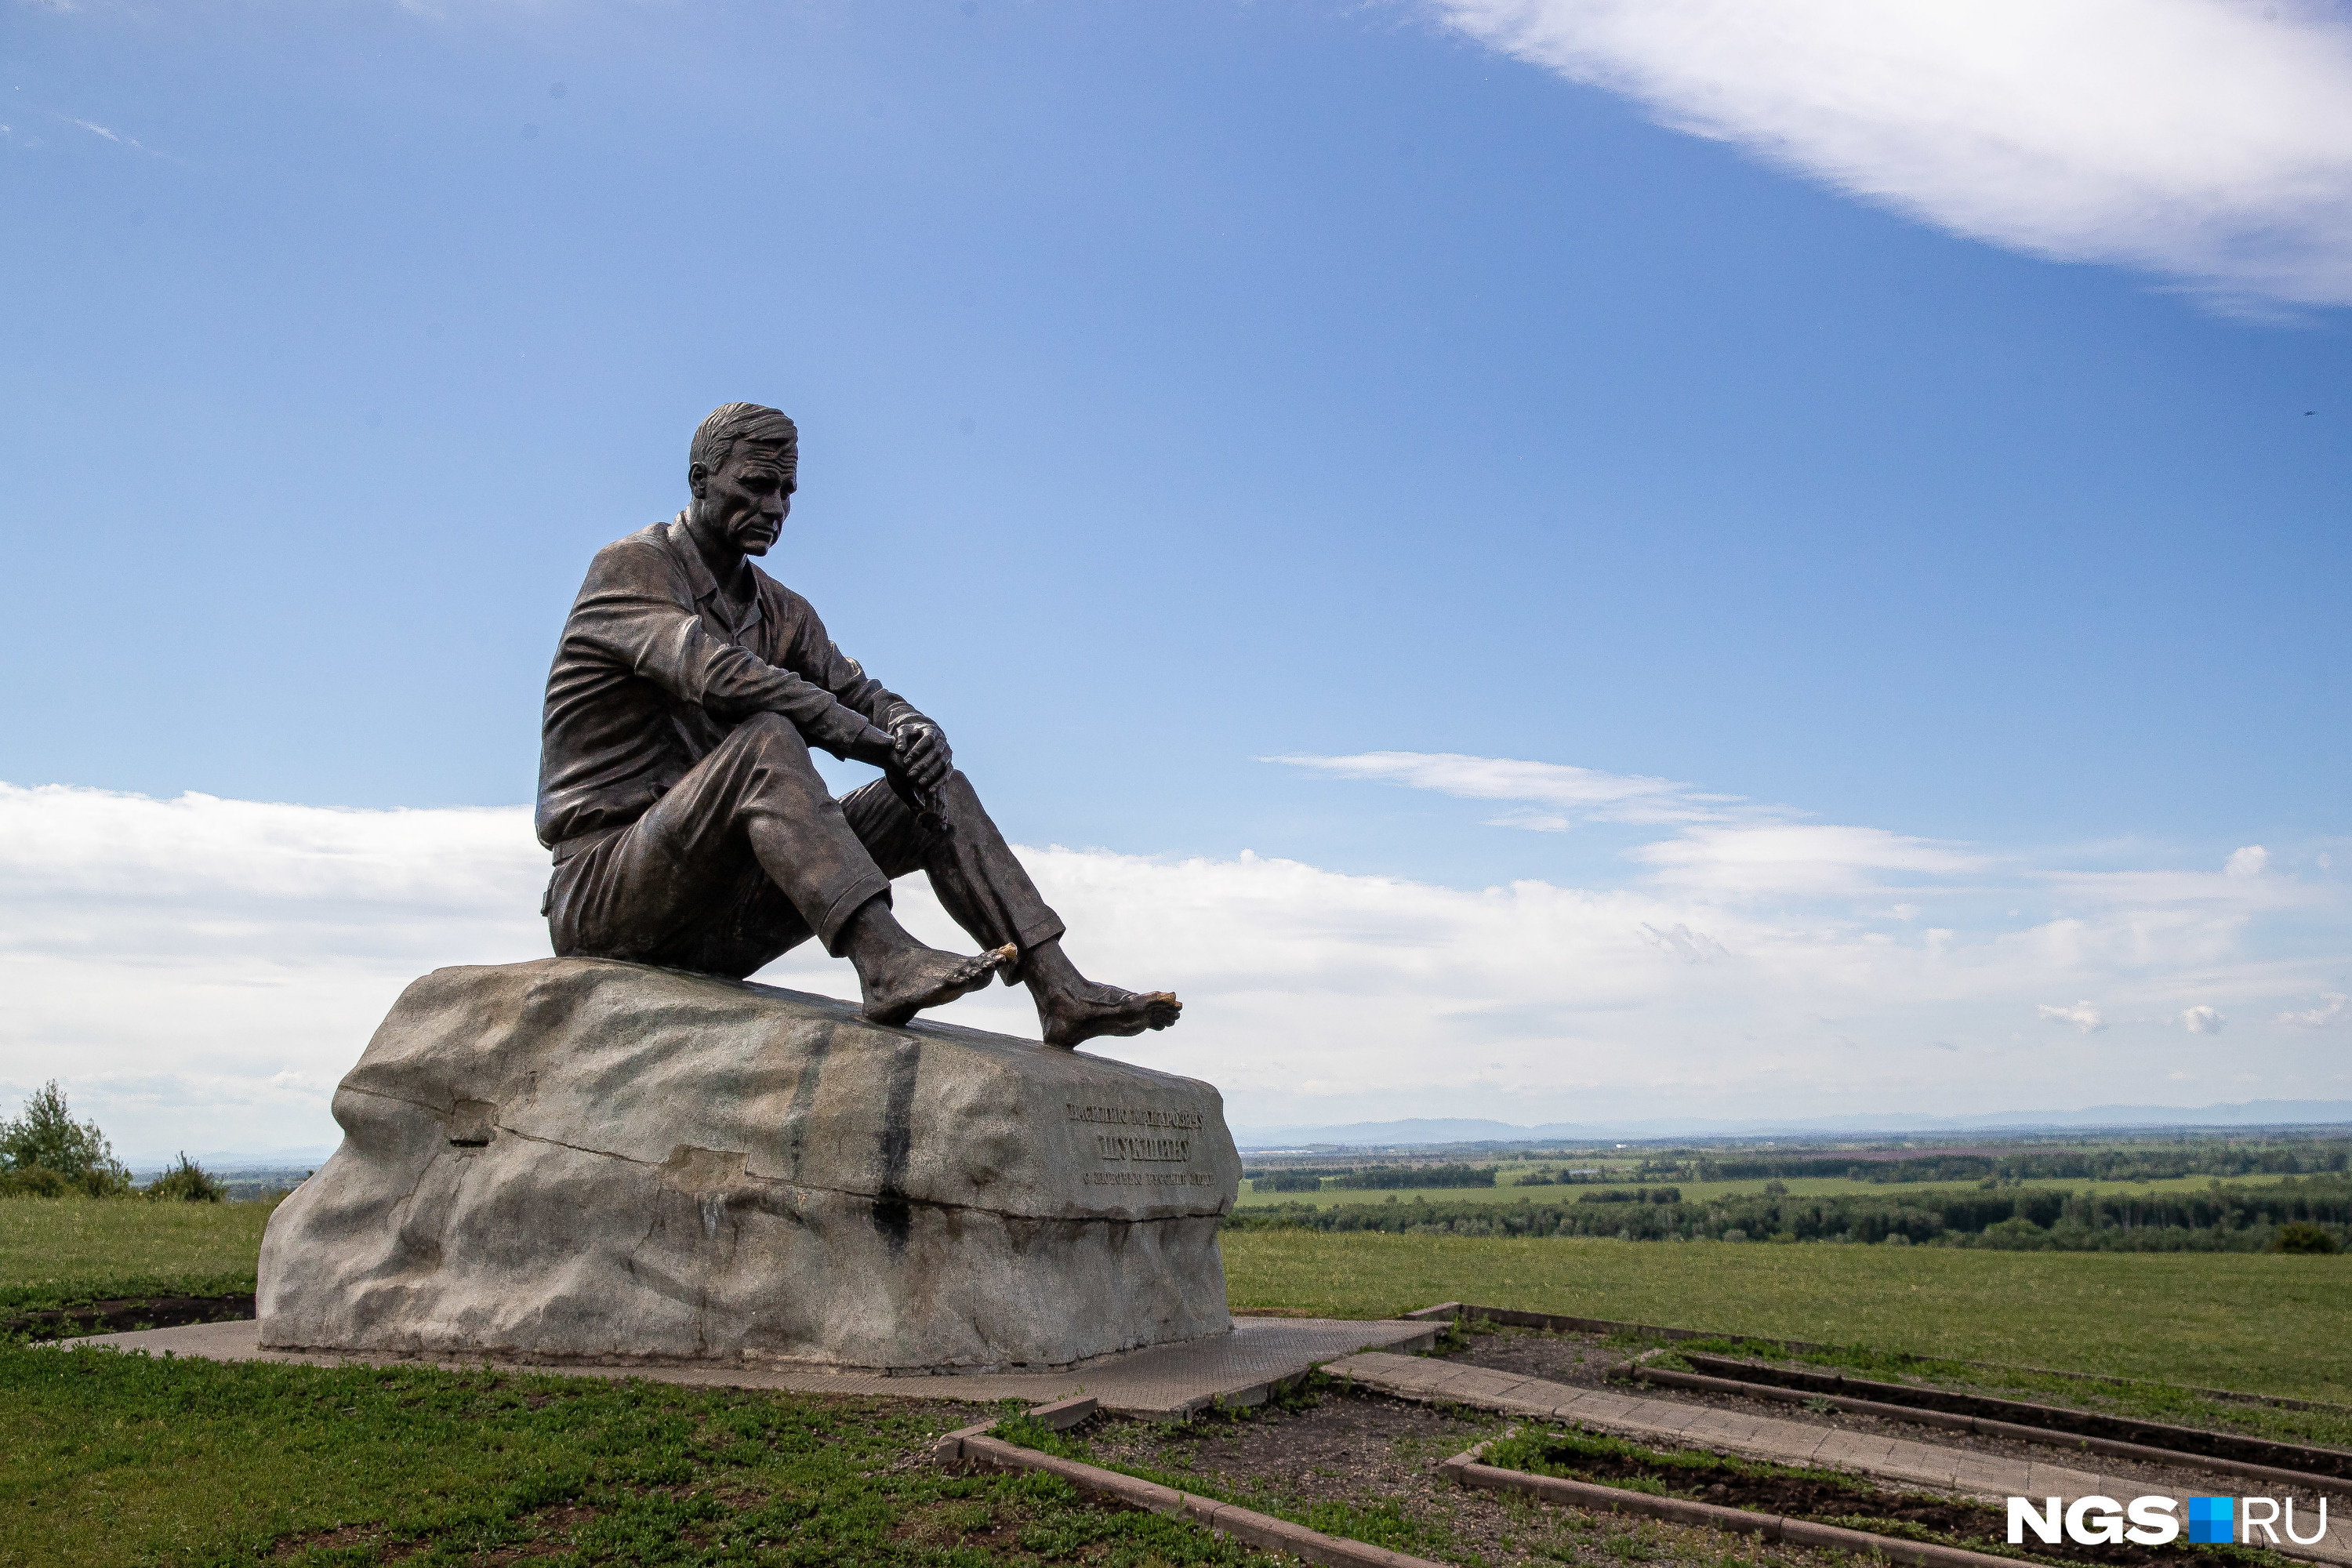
[[0, 1081, 133, 1196]]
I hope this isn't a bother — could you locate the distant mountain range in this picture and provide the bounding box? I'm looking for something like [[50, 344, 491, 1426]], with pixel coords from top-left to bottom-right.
[[124, 1146, 338, 1177], [1231, 1099, 2352, 1149]]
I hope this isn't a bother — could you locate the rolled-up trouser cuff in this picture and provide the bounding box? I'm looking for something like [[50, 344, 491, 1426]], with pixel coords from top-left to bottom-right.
[[815, 872, 893, 956]]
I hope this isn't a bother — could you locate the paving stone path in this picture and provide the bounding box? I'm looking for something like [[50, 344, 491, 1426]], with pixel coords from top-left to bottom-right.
[[1326, 1352, 2352, 1567], [60, 1316, 1439, 1420]]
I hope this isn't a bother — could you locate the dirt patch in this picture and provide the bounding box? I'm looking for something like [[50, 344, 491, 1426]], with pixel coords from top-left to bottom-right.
[[1069, 1381, 1846, 1568], [1443, 1322, 1651, 1389], [8, 1293, 255, 1341], [891, 1498, 1031, 1551], [1508, 1438, 2257, 1568], [470, 1503, 605, 1564], [269, 1522, 418, 1561]]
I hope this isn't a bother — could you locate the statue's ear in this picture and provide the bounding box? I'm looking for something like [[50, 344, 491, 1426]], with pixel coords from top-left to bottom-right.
[[688, 460, 710, 499]]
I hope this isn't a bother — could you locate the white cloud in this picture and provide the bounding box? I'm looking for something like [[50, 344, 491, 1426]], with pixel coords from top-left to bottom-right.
[[1279, 752, 1984, 901], [2278, 992, 2348, 1028], [2227, 844, 2270, 878], [2181, 1004, 2227, 1035], [2, 777, 2346, 1157], [1427, 0, 2352, 308], [1628, 823, 1982, 901], [2038, 1000, 2107, 1034], [1270, 751, 1740, 826]]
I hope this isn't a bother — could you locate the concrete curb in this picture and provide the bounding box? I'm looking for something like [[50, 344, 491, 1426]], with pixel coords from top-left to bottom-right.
[[1438, 1441, 2041, 1568], [935, 1401, 1449, 1568], [1407, 1301, 2349, 1417], [1631, 1366, 2352, 1498]]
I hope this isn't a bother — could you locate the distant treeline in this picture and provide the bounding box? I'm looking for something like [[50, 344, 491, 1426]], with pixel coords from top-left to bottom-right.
[[1661, 1143, 2352, 1186], [1249, 1163, 1501, 1194], [1221, 1175, 2352, 1250], [1334, 1163, 1496, 1190]]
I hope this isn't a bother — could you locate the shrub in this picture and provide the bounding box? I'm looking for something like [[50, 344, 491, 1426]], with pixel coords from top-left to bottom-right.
[[0, 1081, 132, 1196], [0, 1165, 71, 1198], [146, 1152, 227, 1203], [2273, 1223, 2341, 1255]]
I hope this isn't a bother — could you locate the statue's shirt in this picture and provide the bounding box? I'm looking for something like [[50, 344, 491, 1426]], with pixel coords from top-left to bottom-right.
[[535, 514, 924, 850]]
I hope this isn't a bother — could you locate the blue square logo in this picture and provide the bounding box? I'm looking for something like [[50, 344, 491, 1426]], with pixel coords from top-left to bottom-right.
[[2187, 1497, 2234, 1544]]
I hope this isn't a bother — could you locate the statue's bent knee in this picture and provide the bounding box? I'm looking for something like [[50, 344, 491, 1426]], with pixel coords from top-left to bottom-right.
[[728, 710, 815, 762]]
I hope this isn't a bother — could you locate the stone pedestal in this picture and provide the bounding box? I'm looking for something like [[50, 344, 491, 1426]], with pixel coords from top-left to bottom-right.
[[257, 958, 1240, 1370]]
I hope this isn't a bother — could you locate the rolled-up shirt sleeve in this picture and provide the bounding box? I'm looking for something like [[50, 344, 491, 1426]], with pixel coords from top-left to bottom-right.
[[567, 541, 876, 755]]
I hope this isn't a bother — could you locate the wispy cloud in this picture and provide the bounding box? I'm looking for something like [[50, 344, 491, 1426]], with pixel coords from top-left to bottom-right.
[[29, 111, 165, 157], [1427, 0, 2352, 310], [1628, 823, 1983, 900], [1269, 750, 1742, 828], [2279, 993, 2348, 1029]]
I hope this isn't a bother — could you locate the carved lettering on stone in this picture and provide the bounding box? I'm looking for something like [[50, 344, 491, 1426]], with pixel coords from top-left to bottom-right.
[[1064, 1102, 1206, 1131]]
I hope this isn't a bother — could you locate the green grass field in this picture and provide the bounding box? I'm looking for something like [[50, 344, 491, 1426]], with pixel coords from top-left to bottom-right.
[[2, 1348, 1286, 1567], [8, 1195, 2351, 1565], [10, 1196, 2350, 1403], [1220, 1229, 2352, 1403], [0, 1195, 276, 1312]]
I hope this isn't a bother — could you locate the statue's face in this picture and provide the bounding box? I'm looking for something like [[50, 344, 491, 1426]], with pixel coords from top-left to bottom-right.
[[699, 441, 797, 557]]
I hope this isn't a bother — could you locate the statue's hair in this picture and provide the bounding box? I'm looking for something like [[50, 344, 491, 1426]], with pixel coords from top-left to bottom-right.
[[689, 402, 798, 477]]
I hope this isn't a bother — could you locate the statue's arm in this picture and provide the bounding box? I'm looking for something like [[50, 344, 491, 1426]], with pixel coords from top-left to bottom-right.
[[771, 586, 929, 737], [564, 543, 884, 759]]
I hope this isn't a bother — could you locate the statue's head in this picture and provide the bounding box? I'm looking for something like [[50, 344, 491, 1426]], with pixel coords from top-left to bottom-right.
[[687, 403, 800, 557]]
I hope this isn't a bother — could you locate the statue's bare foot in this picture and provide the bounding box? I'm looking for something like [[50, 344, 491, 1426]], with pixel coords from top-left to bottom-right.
[[861, 943, 1016, 1027], [1040, 982, 1181, 1049]]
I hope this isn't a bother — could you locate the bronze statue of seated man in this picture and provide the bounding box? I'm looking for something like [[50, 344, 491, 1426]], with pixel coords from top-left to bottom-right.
[[535, 401, 1181, 1047]]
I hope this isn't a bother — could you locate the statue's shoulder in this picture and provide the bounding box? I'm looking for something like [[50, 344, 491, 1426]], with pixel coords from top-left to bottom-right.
[[580, 518, 688, 583], [599, 517, 682, 561]]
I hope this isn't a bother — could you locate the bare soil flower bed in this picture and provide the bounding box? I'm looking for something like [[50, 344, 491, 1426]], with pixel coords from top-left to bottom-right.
[[2, 1291, 255, 1341]]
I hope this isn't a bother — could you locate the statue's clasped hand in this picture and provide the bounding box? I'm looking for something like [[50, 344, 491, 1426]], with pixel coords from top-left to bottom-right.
[[891, 720, 953, 793], [873, 720, 953, 836]]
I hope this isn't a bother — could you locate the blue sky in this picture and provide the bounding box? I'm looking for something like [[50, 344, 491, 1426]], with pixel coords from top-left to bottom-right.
[[3, 0, 2349, 1156]]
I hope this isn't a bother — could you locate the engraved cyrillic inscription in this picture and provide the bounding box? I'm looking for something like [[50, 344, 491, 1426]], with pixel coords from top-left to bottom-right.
[[1083, 1171, 1216, 1186], [1093, 1132, 1190, 1163], [1064, 1102, 1204, 1131]]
